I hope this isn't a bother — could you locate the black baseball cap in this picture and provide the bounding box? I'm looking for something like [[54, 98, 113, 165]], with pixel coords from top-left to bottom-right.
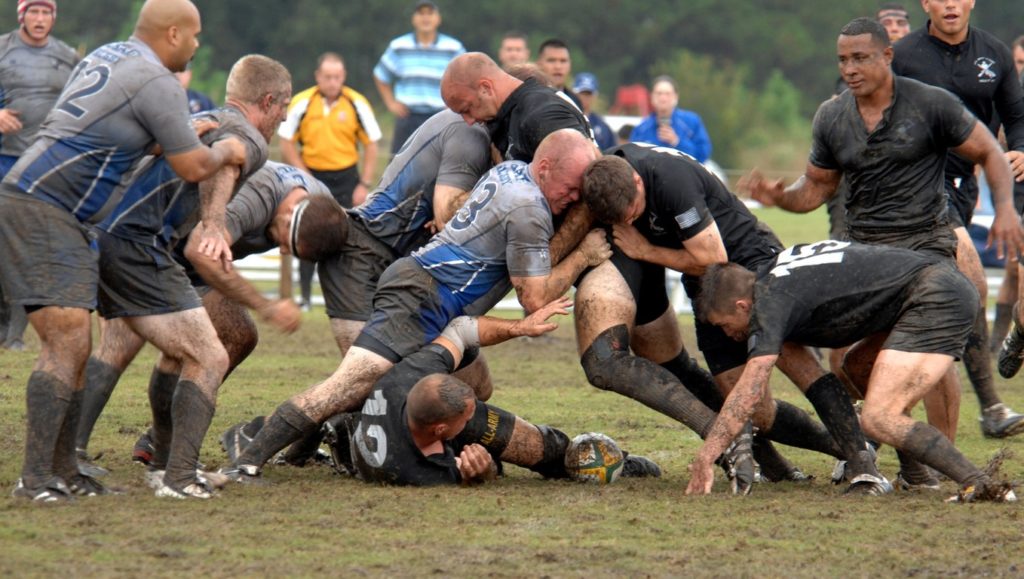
[[413, 1, 438, 12]]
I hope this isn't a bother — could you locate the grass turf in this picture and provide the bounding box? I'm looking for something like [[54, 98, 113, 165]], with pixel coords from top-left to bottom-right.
[[1, 207, 1023, 576]]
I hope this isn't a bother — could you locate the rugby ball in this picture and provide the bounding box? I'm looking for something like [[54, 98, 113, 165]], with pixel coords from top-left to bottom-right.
[[565, 432, 624, 485]]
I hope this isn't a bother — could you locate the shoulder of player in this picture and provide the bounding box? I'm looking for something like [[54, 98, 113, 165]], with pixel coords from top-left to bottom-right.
[[966, 26, 1012, 56], [812, 93, 850, 128], [895, 75, 962, 107], [0, 30, 15, 60], [46, 35, 79, 63]]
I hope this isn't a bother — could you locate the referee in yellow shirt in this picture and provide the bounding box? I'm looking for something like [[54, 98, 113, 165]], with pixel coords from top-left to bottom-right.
[[279, 52, 382, 309]]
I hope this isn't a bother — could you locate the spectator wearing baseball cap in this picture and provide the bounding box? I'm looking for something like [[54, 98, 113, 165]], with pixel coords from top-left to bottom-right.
[[573, 72, 615, 150], [374, 0, 465, 156]]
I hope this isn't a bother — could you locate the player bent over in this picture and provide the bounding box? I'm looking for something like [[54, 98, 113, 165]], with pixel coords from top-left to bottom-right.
[[74, 162, 347, 474], [220, 129, 612, 483], [579, 148, 882, 492], [688, 241, 1015, 502]]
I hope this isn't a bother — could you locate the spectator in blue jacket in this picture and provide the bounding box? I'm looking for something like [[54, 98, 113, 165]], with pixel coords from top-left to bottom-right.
[[630, 75, 711, 163]]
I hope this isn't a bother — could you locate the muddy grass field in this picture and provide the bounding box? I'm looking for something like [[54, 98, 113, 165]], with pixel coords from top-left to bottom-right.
[[1, 209, 1023, 576]]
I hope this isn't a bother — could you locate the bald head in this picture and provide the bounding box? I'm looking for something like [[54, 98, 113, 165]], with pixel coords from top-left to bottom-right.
[[135, 0, 199, 37], [406, 374, 475, 431], [443, 52, 502, 89], [134, 0, 202, 72], [442, 52, 522, 125], [532, 128, 599, 215], [535, 128, 596, 162]]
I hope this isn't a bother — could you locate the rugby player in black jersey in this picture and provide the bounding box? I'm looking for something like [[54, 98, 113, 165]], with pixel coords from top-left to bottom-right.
[[892, 0, 1024, 439], [322, 301, 660, 486], [688, 241, 1015, 503], [744, 17, 1024, 488], [579, 145, 886, 494]]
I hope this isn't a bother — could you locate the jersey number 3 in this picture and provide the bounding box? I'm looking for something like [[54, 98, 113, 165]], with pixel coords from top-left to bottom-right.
[[449, 182, 497, 231], [58, 62, 112, 119]]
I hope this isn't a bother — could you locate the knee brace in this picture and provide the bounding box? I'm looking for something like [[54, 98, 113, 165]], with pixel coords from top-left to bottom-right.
[[580, 325, 631, 390]]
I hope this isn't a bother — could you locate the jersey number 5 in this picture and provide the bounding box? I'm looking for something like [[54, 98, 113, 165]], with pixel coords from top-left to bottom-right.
[[58, 63, 112, 119], [770, 240, 849, 277]]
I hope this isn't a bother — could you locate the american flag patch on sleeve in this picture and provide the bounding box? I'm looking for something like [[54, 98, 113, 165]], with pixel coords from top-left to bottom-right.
[[674, 208, 701, 229]]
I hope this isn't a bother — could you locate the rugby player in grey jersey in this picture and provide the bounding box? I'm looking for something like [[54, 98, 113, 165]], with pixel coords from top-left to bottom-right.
[[0, 0, 248, 503], [0, 0, 78, 351], [74, 162, 348, 478], [87, 54, 293, 499], [220, 129, 616, 483]]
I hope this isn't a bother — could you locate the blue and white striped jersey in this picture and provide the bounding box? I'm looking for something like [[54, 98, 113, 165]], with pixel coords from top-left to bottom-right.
[[411, 160, 552, 313], [373, 33, 464, 113], [2, 38, 200, 223], [96, 106, 267, 248], [352, 109, 490, 257]]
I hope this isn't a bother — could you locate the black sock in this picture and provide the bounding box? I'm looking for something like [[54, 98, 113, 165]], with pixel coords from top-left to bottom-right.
[[582, 326, 716, 438], [900, 423, 984, 486], [765, 400, 844, 459], [964, 306, 1001, 409], [281, 429, 326, 466], [660, 351, 725, 411], [147, 369, 179, 470], [751, 437, 796, 482], [526, 425, 571, 479], [164, 381, 216, 489], [22, 371, 71, 487], [991, 303, 1013, 351], [237, 401, 319, 469], [75, 357, 123, 452], [895, 448, 934, 483], [804, 373, 877, 476], [53, 388, 85, 479]]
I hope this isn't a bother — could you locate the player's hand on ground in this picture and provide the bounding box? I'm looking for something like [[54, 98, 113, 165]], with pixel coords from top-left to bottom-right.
[[259, 298, 301, 334], [686, 458, 716, 495], [611, 223, 652, 261], [988, 208, 1024, 260], [739, 169, 784, 207], [197, 222, 234, 272], [456, 444, 496, 483], [577, 228, 612, 266], [514, 295, 573, 337], [1006, 150, 1024, 182], [0, 109, 22, 134], [191, 118, 220, 139]]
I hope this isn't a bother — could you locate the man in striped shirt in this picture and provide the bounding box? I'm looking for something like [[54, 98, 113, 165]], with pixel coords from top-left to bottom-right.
[[373, 0, 464, 155]]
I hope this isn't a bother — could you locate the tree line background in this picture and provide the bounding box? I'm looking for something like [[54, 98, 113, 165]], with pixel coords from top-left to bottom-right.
[[3, 0, 1023, 170]]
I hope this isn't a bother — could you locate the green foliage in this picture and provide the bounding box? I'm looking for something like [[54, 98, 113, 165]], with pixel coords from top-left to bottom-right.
[[651, 50, 809, 169], [188, 46, 227, 105]]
